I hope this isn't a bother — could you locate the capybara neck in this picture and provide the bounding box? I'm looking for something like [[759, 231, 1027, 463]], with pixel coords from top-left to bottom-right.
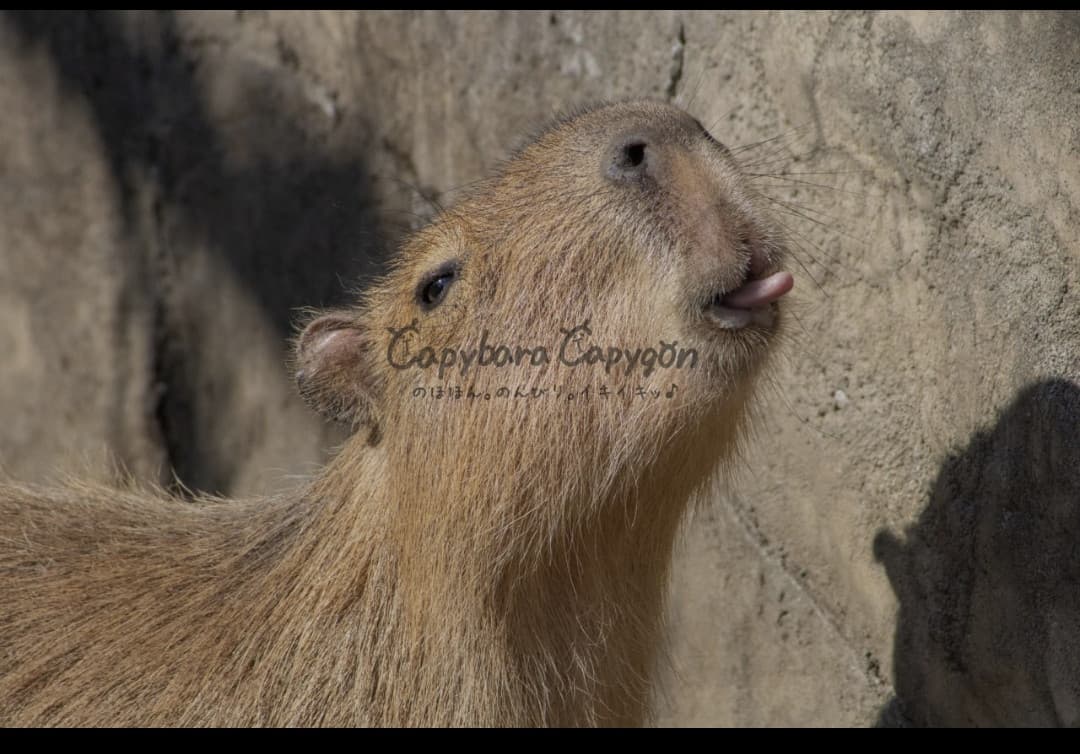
[[296, 383, 753, 726]]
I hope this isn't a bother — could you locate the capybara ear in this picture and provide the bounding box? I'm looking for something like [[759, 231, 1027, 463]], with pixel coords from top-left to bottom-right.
[[294, 311, 381, 440]]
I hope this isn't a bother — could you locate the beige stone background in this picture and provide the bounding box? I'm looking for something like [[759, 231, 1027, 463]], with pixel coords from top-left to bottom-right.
[[1, 10, 1078, 726]]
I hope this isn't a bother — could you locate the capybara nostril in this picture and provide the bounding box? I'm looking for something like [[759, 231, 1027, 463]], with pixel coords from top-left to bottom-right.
[[607, 136, 651, 182]]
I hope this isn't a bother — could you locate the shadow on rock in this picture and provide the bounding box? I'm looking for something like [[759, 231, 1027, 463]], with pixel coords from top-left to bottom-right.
[[4, 10, 390, 493], [875, 378, 1080, 727]]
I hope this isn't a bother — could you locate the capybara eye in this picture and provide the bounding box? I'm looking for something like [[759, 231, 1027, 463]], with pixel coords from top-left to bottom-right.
[[417, 263, 458, 310]]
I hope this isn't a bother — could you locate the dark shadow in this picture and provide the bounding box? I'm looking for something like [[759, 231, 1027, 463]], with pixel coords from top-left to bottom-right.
[[4, 10, 393, 493], [874, 378, 1080, 727]]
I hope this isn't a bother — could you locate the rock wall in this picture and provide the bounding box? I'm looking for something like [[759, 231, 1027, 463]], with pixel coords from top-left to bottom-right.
[[1, 10, 1077, 726]]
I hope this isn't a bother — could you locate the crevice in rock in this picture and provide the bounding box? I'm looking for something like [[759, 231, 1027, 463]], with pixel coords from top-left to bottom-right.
[[380, 136, 443, 227], [148, 191, 188, 496], [722, 492, 894, 702], [665, 22, 686, 102]]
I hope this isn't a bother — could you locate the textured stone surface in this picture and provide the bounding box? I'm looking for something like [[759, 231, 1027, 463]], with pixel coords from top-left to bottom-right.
[[1, 10, 1077, 726]]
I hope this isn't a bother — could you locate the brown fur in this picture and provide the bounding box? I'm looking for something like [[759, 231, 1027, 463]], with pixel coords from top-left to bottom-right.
[[0, 100, 788, 726]]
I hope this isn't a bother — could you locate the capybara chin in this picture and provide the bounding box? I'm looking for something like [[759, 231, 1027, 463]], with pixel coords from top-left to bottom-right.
[[0, 99, 793, 727]]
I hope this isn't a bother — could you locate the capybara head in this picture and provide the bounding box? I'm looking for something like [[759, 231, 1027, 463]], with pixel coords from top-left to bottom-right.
[[294, 100, 792, 569]]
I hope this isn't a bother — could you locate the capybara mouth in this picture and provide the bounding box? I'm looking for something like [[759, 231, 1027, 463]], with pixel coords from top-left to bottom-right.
[[705, 270, 794, 330]]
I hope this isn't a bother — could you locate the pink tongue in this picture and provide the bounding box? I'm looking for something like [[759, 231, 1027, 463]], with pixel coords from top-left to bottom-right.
[[721, 271, 794, 309]]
